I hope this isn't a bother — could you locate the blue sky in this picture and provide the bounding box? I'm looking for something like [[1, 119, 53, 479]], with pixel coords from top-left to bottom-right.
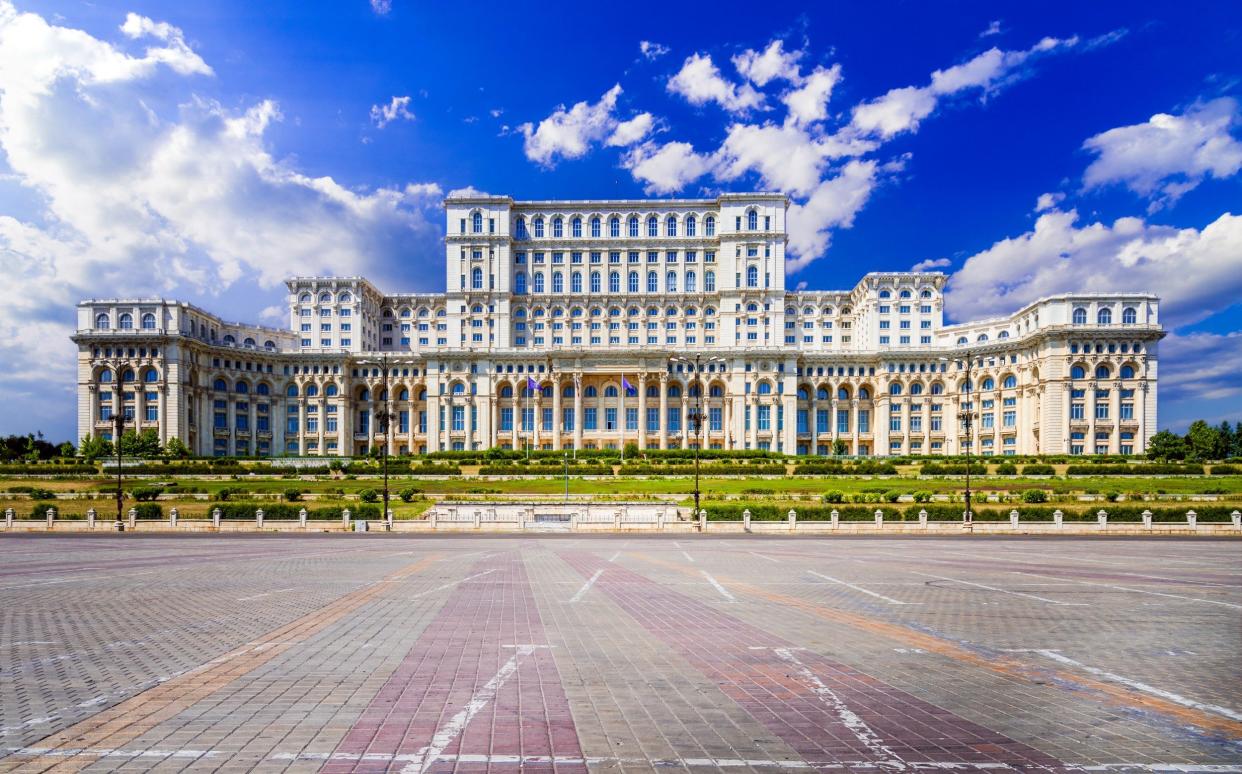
[[1, 0, 1240, 442]]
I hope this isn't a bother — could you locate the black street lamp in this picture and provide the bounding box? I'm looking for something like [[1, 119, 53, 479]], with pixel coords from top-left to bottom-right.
[[943, 353, 976, 531], [362, 354, 394, 530], [670, 354, 724, 521], [112, 405, 125, 531]]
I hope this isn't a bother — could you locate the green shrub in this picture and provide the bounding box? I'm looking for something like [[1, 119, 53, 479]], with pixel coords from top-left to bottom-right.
[[213, 486, 243, 502], [26, 486, 55, 500], [1021, 464, 1056, 475], [398, 487, 420, 502], [883, 490, 901, 503], [822, 491, 845, 503], [994, 463, 1018, 475], [358, 488, 378, 503], [131, 486, 163, 501], [133, 502, 163, 520], [29, 502, 58, 519], [283, 488, 303, 502], [1021, 489, 1048, 503], [1209, 465, 1240, 475], [912, 491, 932, 503]]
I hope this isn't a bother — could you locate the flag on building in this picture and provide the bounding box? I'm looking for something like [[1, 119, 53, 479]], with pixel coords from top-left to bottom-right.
[[527, 376, 538, 392], [622, 376, 636, 395]]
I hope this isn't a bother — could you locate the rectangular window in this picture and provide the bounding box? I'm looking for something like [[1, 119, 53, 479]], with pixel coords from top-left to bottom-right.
[[605, 407, 617, 431], [816, 409, 829, 433], [1003, 410, 1016, 427], [1120, 403, 1134, 420], [857, 410, 870, 434], [668, 407, 681, 433], [1070, 403, 1085, 420], [541, 408, 553, 432], [837, 409, 849, 434], [910, 415, 922, 433], [626, 407, 638, 431], [646, 407, 659, 433], [756, 405, 771, 431], [709, 407, 722, 432], [500, 407, 513, 432], [451, 405, 465, 432]]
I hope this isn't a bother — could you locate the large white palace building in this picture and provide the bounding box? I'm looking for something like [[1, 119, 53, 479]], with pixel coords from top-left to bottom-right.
[[74, 192, 1164, 458]]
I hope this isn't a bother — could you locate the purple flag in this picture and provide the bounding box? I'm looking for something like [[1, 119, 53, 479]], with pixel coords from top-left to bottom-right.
[[527, 376, 538, 392], [622, 376, 636, 395]]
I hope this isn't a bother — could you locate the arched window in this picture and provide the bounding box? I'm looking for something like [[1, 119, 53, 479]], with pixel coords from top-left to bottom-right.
[[500, 385, 513, 398], [143, 368, 158, 383], [533, 272, 545, 293], [1071, 365, 1086, 379], [976, 334, 988, 342], [931, 383, 944, 395], [471, 267, 483, 290], [686, 215, 697, 236], [305, 384, 319, 397], [325, 384, 338, 397], [585, 385, 598, 397], [704, 215, 715, 236], [981, 377, 995, 390], [99, 368, 113, 383], [1120, 364, 1136, 379], [1097, 308, 1112, 325], [710, 384, 724, 397], [515, 216, 527, 239], [1122, 307, 1137, 325], [257, 383, 270, 395], [515, 271, 527, 294], [610, 217, 621, 237], [647, 271, 658, 293], [471, 212, 483, 233], [816, 387, 829, 400], [609, 271, 620, 293], [552, 272, 564, 293], [571, 272, 582, 293], [571, 217, 582, 238], [236, 381, 249, 394], [552, 217, 563, 238], [357, 387, 370, 401], [1003, 375, 1017, 389], [837, 387, 851, 400], [998, 331, 1009, 339], [746, 266, 758, 287], [666, 271, 677, 293], [338, 291, 351, 303], [1073, 308, 1087, 325], [117, 369, 132, 383], [858, 387, 870, 400], [705, 270, 716, 292], [213, 378, 227, 391], [889, 383, 902, 395], [264, 340, 276, 351], [590, 217, 600, 237], [452, 382, 466, 394], [957, 336, 968, 345], [757, 381, 772, 395], [319, 291, 332, 304], [910, 383, 923, 395], [533, 217, 545, 238], [604, 385, 618, 397], [747, 210, 758, 230], [879, 290, 891, 299], [666, 215, 677, 236], [118, 313, 133, 329], [243, 337, 256, 348], [95, 313, 110, 329], [628, 216, 639, 237], [646, 215, 658, 237], [286, 384, 298, 397], [628, 271, 639, 293], [398, 388, 409, 401], [685, 271, 697, 293], [668, 384, 682, 398], [1095, 365, 1111, 379], [140, 313, 156, 329], [590, 271, 601, 294], [223, 334, 236, 345]]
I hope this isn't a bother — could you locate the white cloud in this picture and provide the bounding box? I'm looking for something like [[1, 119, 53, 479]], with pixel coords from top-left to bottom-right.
[[1159, 331, 1242, 404], [446, 185, 489, 198], [911, 257, 951, 272], [1035, 191, 1065, 211], [370, 95, 414, 127], [945, 207, 1242, 328], [370, 0, 392, 15], [0, 2, 443, 437], [980, 20, 1002, 38], [785, 159, 880, 270], [667, 53, 764, 114], [733, 40, 804, 87], [714, 122, 836, 195], [639, 40, 669, 61], [518, 84, 624, 165], [1082, 97, 1242, 209], [781, 64, 842, 126], [622, 141, 713, 194], [606, 112, 654, 147], [850, 36, 1079, 138]]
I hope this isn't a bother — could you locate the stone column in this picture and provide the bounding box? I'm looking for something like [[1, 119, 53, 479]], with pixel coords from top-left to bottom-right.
[[297, 397, 306, 455], [552, 375, 563, 451], [781, 392, 796, 454], [851, 398, 860, 455], [1110, 382, 1121, 454], [637, 373, 648, 449], [225, 394, 236, 455], [830, 398, 839, 447], [875, 395, 890, 458], [921, 399, 931, 456], [249, 398, 258, 456], [809, 393, 818, 455], [316, 396, 326, 456], [157, 384, 167, 444], [509, 388, 519, 450], [1087, 380, 1097, 455], [532, 394, 542, 449], [427, 393, 441, 453], [658, 373, 669, 449], [747, 395, 758, 450], [1137, 381, 1149, 453], [680, 395, 689, 449], [573, 373, 583, 451]]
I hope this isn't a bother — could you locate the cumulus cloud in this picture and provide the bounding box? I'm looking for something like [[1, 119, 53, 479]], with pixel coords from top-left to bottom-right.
[[911, 257, 951, 272], [782, 65, 843, 126], [639, 40, 669, 61], [518, 85, 657, 164], [622, 141, 714, 194], [667, 53, 765, 114], [850, 36, 1079, 138], [370, 0, 392, 15], [733, 40, 804, 87], [370, 95, 413, 127], [1082, 97, 1242, 210], [0, 2, 443, 436], [944, 207, 1242, 328], [980, 20, 1002, 38], [785, 160, 881, 270], [1035, 191, 1065, 211], [1159, 331, 1242, 403]]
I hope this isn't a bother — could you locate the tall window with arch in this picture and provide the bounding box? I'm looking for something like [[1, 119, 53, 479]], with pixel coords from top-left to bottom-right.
[[746, 266, 758, 287]]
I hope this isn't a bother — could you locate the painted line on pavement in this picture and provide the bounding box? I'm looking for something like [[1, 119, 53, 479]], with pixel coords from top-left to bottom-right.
[[808, 570, 921, 606], [701, 571, 736, 603], [568, 569, 603, 603], [913, 571, 1086, 606], [1012, 570, 1242, 610]]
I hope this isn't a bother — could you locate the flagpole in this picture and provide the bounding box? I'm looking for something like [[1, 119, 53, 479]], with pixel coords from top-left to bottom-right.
[[619, 374, 625, 464]]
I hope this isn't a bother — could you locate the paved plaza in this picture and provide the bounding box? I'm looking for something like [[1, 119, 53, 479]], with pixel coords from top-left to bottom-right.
[[0, 534, 1238, 773]]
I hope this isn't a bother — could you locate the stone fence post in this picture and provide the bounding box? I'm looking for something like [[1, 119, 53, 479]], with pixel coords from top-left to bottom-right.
[[614, 509, 622, 530], [1232, 510, 1241, 529], [699, 509, 707, 532], [212, 507, 221, 530], [256, 508, 264, 530], [46, 507, 55, 530], [1009, 509, 1019, 528], [127, 507, 137, 531], [4, 506, 13, 529], [788, 509, 797, 531], [299, 508, 307, 527], [342, 508, 352, 530], [473, 509, 482, 529], [742, 508, 751, 532], [918, 508, 927, 527], [170, 507, 178, 528], [656, 509, 665, 530], [1186, 509, 1197, 528], [386, 508, 393, 531], [830, 509, 839, 528], [874, 509, 883, 528], [1142, 510, 1152, 529], [86, 507, 95, 529], [1097, 509, 1108, 527], [1053, 509, 1063, 528]]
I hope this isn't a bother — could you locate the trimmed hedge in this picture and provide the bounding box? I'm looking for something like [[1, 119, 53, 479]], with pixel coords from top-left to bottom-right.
[[1064, 464, 1204, 475], [1021, 464, 1056, 475], [1209, 465, 1241, 475], [918, 464, 988, 475], [210, 503, 381, 520], [0, 464, 96, 475], [701, 503, 1239, 522], [479, 465, 612, 476], [794, 462, 898, 475]]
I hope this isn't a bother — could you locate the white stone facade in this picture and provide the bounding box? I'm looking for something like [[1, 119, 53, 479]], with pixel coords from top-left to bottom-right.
[[73, 192, 1164, 457]]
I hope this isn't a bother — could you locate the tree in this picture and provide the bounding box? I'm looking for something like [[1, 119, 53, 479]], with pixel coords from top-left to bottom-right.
[[1185, 420, 1221, 461], [1146, 430, 1186, 461], [164, 437, 190, 458], [1216, 421, 1236, 461], [832, 439, 849, 456], [78, 435, 112, 461], [1235, 422, 1242, 458], [57, 441, 75, 458]]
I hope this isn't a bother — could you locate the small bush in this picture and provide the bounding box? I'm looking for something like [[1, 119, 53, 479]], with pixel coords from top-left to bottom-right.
[[822, 491, 845, 503], [912, 491, 932, 503], [26, 486, 55, 500], [1022, 464, 1056, 476], [283, 488, 303, 502], [883, 490, 901, 503], [131, 486, 162, 502], [398, 487, 420, 502], [1021, 489, 1048, 504], [358, 488, 379, 503], [213, 486, 244, 502], [994, 463, 1018, 475], [30, 502, 58, 519]]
